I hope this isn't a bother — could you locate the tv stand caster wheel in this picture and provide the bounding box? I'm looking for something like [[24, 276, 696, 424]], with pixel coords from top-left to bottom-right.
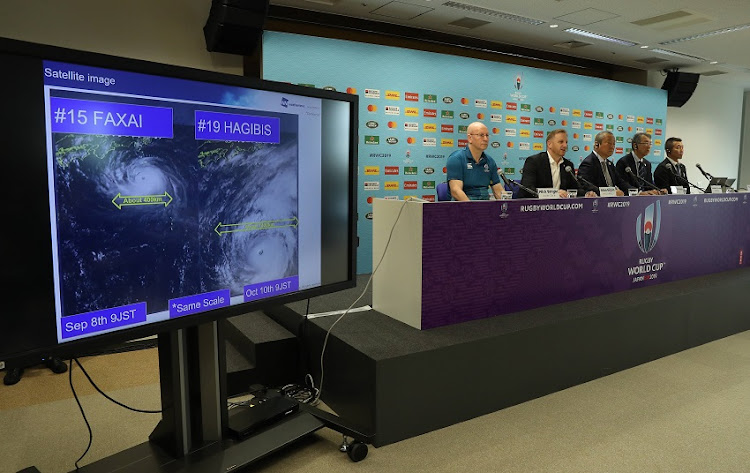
[[340, 436, 368, 462], [346, 441, 368, 462]]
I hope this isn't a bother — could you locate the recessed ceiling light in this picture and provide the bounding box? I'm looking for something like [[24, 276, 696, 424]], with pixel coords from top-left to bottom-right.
[[651, 48, 708, 61], [659, 23, 750, 44], [550, 24, 559, 28], [709, 61, 719, 64], [443, 1, 546, 25], [564, 28, 637, 47], [640, 45, 649, 49]]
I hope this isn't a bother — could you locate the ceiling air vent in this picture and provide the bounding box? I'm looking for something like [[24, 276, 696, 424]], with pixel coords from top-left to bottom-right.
[[447, 17, 491, 29], [553, 40, 592, 49]]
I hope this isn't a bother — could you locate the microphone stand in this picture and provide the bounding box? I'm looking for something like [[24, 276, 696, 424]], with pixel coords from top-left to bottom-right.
[[625, 167, 662, 194], [507, 178, 538, 198], [668, 165, 704, 193], [498, 169, 538, 198], [565, 167, 598, 195]]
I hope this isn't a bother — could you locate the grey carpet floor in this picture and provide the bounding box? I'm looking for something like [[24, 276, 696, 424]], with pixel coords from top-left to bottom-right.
[[1, 329, 748, 473]]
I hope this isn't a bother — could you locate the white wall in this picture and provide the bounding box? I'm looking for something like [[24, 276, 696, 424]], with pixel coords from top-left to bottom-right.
[[648, 72, 745, 190], [0, 0, 243, 75]]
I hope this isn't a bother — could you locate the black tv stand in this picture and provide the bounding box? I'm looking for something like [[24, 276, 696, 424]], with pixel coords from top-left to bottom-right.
[[74, 321, 372, 473]]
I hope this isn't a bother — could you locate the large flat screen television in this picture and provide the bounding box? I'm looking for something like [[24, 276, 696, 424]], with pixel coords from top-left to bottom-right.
[[0, 37, 358, 366]]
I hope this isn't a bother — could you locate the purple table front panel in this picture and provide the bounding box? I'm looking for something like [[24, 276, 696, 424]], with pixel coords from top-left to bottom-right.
[[421, 194, 750, 329]]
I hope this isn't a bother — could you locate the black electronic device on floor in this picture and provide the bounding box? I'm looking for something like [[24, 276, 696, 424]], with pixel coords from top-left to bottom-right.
[[227, 395, 300, 440]]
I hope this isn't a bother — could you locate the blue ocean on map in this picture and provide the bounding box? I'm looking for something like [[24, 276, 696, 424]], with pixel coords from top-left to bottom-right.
[[52, 94, 299, 317]]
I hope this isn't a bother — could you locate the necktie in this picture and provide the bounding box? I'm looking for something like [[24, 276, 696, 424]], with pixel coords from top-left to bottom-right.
[[601, 160, 613, 186], [638, 161, 648, 180]]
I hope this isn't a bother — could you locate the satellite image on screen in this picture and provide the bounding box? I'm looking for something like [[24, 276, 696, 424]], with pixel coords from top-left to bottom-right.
[[51, 94, 299, 319]]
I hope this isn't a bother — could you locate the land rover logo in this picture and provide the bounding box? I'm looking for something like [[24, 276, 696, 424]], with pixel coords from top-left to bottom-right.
[[548, 119, 557, 126], [617, 126, 624, 131], [459, 112, 470, 119], [366, 121, 378, 128], [386, 137, 398, 144], [323, 86, 337, 91], [572, 146, 580, 151], [424, 167, 435, 174], [365, 212, 374, 220], [443, 97, 454, 104], [491, 142, 501, 148], [535, 106, 544, 112], [607, 113, 614, 119]]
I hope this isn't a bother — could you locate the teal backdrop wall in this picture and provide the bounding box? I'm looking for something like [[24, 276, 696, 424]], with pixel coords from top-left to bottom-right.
[[263, 32, 668, 274]]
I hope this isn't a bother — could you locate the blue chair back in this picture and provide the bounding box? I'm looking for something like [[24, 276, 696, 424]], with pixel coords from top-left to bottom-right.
[[436, 182, 451, 201]]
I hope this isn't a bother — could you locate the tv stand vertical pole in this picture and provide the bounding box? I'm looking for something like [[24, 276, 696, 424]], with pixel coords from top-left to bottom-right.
[[149, 321, 226, 458]]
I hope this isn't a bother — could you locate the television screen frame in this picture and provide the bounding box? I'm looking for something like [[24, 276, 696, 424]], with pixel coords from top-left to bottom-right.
[[0, 37, 358, 366]]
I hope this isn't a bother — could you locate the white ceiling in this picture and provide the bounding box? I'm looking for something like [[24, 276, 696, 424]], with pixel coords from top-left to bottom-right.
[[271, 0, 750, 89]]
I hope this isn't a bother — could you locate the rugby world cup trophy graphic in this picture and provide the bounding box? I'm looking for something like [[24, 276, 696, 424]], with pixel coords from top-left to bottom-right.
[[636, 201, 661, 253]]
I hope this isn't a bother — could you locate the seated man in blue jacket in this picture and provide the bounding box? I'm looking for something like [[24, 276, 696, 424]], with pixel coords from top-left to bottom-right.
[[446, 122, 505, 201]]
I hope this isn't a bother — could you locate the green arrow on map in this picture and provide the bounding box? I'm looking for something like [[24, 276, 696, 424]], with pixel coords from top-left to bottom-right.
[[111, 191, 173, 209], [214, 217, 299, 236]]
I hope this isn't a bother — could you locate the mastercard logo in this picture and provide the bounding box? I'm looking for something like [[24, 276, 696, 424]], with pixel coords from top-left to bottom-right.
[[573, 133, 579, 139], [367, 197, 374, 204], [477, 113, 484, 119], [549, 107, 556, 113], [388, 122, 397, 128], [628, 126, 633, 132], [618, 114, 624, 120], [346, 87, 357, 94], [461, 98, 469, 105], [507, 142, 514, 148], [492, 127, 500, 134], [561, 120, 567, 126], [407, 137, 416, 144], [442, 167, 447, 174], [584, 145, 590, 151], [367, 104, 377, 112]]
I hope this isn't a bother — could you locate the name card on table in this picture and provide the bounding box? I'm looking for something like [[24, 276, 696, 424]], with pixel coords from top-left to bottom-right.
[[599, 186, 618, 197], [711, 185, 723, 194], [671, 186, 686, 194], [537, 188, 560, 199]]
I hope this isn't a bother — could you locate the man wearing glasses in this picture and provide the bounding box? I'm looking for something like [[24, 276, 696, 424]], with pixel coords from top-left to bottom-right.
[[446, 121, 505, 200], [615, 132, 664, 194]]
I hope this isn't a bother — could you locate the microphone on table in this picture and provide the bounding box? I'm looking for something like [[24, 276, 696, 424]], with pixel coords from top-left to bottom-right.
[[565, 165, 598, 195], [499, 168, 537, 197], [695, 163, 713, 181], [624, 166, 662, 194], [666, 163, 704, 193]]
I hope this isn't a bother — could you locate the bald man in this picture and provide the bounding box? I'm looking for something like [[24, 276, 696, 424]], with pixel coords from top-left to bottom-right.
[[446, 122, 505, 200]]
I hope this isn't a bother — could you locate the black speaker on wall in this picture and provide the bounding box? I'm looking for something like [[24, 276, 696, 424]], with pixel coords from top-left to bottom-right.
[[203, 0, 270, 55], [661, 71, 700, 108]]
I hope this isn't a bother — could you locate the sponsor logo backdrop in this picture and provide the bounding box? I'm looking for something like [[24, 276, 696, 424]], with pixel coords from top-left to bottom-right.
[[263, 32, 667, 273]]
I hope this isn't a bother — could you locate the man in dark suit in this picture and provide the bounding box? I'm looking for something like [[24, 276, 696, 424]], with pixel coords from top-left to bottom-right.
[[615, 132, 664, 194], [654, 137, 690, 194], [577, 131, 629, 196], [517, 128, 580, 198]]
